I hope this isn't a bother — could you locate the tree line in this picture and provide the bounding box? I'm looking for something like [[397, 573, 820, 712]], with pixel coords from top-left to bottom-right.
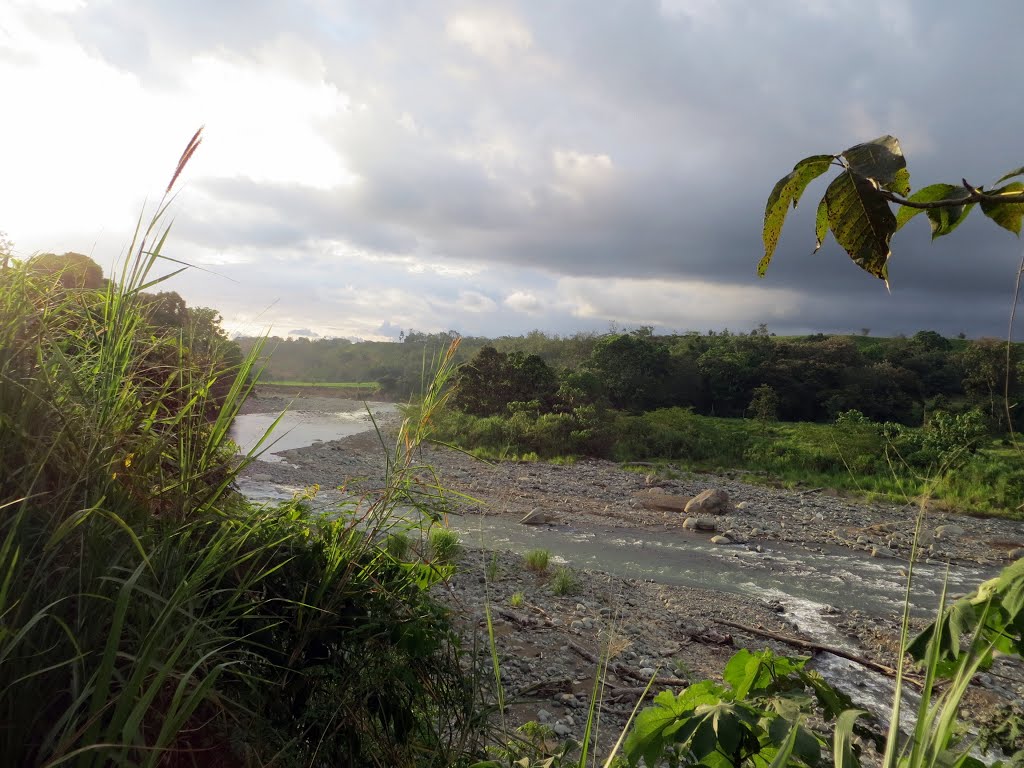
[[243, 326, 1021, 430]]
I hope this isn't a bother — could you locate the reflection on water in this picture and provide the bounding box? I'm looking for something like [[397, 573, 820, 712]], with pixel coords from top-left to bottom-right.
[[231, 404, 395, 462]]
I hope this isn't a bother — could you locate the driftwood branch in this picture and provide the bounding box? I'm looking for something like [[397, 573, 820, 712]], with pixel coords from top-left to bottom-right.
[[714, 619, 922, 688], [567, 641, 688, 688]]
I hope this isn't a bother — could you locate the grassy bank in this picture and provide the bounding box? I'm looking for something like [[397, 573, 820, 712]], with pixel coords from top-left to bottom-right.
[[428, 406, 1024, 517], [0, 145, 481, 766]]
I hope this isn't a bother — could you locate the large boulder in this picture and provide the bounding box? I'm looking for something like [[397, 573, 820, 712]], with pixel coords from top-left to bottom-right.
[[684, 488, 732, 516]]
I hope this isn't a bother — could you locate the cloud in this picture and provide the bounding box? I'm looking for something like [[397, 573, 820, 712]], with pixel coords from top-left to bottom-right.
[[287, 328, 319, 337], [505, 290, 544, 314], [4, 0, 1024, 342], [446, 9, 533, 62]]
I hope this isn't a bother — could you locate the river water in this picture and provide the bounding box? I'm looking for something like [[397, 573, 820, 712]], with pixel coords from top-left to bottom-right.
[[231, 407, 1001, 727]]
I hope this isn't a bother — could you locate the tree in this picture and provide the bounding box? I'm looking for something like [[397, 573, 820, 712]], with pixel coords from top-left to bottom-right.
[[747, 384, 779, 423], [759, 135, 1024, 284], [587, 333, 671, 412], [28, 252, 103, 290], [0, 231, 12, 270]]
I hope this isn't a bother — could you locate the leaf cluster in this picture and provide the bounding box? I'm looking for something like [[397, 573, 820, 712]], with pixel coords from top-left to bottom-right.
[[760, 136, 1024, 284], [622, 648, 861, 768]]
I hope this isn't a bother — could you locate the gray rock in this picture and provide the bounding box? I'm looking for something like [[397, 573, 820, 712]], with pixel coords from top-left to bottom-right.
[[553, 723, 572, 737], [683, 516, 718, 532], [685, 488, 732, 516], [934, 524, 965, 540], [520, 508, 547, 525], [1007, 547, 1024, 560], [870, 546, 895, 558], [538, 708, 552, 723], [710, 534, 734, 545]]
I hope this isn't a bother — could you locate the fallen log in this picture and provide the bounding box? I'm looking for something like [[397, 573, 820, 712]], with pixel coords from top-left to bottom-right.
[[713, 619, 922, 688]]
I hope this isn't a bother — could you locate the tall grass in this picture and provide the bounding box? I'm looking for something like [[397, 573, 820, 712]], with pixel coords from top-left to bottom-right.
[[0, 132, 479, 766]]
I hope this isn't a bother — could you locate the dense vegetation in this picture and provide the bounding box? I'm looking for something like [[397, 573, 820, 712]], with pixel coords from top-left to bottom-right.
[[246, 327, 1024, 515], [241, 327, 1018, 427], [6, 131, 1024, 767], [0, 156, 482, 765]]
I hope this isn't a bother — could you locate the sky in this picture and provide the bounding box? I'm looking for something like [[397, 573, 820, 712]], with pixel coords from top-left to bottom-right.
[[2, 0, 1023, 341]]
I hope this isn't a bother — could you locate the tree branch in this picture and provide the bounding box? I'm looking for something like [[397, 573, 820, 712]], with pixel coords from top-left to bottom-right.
[[875, 184, 1024, 210]]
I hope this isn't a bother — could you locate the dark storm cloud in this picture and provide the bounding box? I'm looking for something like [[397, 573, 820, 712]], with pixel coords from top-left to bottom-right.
[[65, 0, 1024, 337]]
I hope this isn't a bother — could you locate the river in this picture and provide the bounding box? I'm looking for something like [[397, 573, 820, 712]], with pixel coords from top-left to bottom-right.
[[231, 406, 1003, 729]]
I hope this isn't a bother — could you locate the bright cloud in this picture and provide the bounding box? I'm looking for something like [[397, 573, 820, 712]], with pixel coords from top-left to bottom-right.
[[446, 10, 533, 61]]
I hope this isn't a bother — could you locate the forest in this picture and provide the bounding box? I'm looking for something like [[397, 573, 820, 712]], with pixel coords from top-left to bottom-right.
[[240, 327, 1016, 428]]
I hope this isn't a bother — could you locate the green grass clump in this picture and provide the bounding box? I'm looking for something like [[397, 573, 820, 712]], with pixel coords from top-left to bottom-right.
[[510, 591, 525, 608], [0, 134, 479, 766], [551, 567, 581, 596], [486, 552, 500, 581], [386, 530, 413, 560], [430, 526, 461, 564], [524, 548, 551, 573]]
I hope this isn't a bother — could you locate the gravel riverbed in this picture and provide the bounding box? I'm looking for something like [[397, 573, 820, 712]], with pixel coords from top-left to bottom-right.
[[236, 393, 1024, 759]]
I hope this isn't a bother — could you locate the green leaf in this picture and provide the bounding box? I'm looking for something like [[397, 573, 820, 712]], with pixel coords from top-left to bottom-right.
[[996, 166, 1024, 184], [896, 183, 961, 231], [825, 170, 897, 281], [927, 200, 975, 240], [980, 182, 1024, 235], [624, 684, 726, 767], [887, 166, 911, 196], [841, 135, 906, 186], [759, 154, 835, 276], [813, 196, 828, 253], [767, 720, 801, 768], [833, 710, 866, 768], [799, 669, 856, 719]]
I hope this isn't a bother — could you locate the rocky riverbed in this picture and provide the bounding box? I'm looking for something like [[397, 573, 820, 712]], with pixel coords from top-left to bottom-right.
[[235, 393, 1024, 760]]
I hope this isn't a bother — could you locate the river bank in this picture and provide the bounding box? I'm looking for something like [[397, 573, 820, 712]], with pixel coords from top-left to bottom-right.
[[234, 393, 1024, 759]]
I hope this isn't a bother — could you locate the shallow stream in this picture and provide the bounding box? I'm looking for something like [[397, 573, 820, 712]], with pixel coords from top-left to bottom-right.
[[232, 407, 1000, 726]]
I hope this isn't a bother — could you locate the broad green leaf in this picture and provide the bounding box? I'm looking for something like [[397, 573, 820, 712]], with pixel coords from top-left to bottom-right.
[[833, 710, 866, 768], [895, 183, 961, 231], [723, 648, 757, 695], [841, 135, 906, 186], [927, 200, 975, 240], [997, 166, 1024, 184], [980, 182, 1024, 235], [813, 196, 828, 253], [759, 154, 835, 276], [825, 170, 897, 281], [624, 684, 726, 767]]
